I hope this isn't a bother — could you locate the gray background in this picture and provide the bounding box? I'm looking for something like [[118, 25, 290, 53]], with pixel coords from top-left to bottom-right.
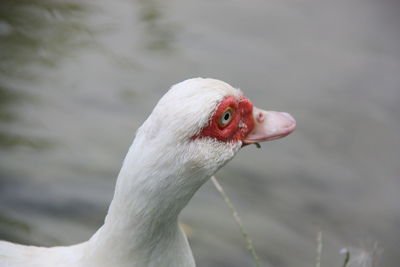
[[0, 0, 399, 266]]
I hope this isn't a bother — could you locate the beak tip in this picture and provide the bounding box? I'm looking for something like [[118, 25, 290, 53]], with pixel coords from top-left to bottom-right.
[[281, 112, 296, 125], [243, 109, 296, 145]]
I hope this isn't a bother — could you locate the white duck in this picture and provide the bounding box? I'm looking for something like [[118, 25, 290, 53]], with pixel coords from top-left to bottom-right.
[[0, 78, 296, 267]]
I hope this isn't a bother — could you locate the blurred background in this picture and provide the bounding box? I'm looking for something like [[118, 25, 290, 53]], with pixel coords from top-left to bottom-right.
[[0, 0, 399, 266]]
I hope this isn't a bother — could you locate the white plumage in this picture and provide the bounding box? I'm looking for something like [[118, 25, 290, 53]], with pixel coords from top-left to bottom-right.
[[0, 78, 295, 267]]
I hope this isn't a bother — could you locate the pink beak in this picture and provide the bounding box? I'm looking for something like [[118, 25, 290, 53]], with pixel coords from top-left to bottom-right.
[[243, 107, 296, 145]]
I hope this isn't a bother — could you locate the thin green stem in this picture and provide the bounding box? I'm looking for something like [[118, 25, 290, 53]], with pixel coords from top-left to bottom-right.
[[316, 230, 322, 267], [342, 250, 350, 267], [211, 175, 261, 267]]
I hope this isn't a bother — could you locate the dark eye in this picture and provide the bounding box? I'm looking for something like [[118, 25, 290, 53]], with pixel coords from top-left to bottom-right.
[[218, 107, 234, 128]]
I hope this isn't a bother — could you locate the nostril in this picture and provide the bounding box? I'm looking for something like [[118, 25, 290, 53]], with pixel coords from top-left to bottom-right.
[[256, 112, 265, 123]]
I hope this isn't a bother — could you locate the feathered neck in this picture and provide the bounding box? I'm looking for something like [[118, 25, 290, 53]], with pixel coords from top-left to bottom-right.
[[81, 104, 240, 266], [84, 136, 209, 266]]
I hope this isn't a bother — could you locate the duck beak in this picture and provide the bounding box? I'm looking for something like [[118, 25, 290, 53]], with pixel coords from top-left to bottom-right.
[[243, 107, 296, 145]]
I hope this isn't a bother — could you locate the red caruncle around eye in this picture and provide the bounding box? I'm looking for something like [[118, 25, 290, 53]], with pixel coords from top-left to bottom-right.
[[193, 95, 254, 143]]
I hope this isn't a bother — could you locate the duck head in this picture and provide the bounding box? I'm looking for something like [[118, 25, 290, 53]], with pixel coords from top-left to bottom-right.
[[133, 78, 296, 180], [84, 78, 296, 267]]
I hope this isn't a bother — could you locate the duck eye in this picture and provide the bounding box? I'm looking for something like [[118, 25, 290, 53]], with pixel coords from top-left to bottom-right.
[[218, 107, 234, 128]]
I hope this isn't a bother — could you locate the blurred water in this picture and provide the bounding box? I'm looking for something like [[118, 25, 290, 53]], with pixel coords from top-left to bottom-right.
[[0, 0, 399, 266]]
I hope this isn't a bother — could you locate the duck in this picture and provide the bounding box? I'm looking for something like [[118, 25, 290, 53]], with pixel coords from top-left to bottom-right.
[[0, 78, 296, 267]]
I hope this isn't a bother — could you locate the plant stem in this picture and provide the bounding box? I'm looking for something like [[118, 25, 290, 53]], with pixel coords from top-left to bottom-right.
[[316, 230, 322, 267], [211, 175, 261, 267], [341, 250, 350, 267]]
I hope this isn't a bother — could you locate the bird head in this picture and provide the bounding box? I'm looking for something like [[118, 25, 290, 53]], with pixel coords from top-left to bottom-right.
[[134, 78, 296, 178]]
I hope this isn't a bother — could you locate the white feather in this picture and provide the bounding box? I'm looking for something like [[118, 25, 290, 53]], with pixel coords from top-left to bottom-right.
[[0, 78, 244, 267]]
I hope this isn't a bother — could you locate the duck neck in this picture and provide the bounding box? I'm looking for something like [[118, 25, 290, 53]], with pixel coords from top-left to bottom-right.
[[86, 140, 207, 266]]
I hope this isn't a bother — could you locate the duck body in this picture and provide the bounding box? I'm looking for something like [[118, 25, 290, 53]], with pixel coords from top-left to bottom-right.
[[0, 78, 296, 267], [0, 228, 194, 267], [0, 242, 87, 267]]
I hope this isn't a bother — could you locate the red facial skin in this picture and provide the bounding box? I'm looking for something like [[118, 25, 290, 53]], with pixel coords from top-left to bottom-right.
[[193, 96, 255, 143]]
